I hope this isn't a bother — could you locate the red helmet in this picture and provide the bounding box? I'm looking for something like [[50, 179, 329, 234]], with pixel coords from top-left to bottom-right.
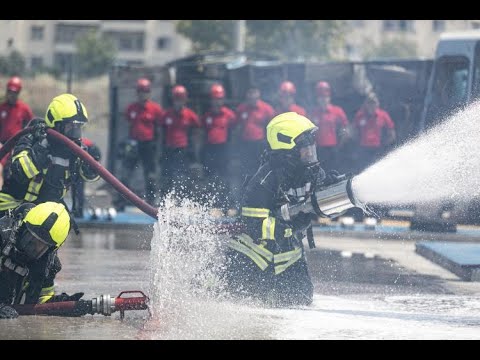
[[7, 76, 22, 92], [315, 81, 331, 97], [172, 85, 187, 100], [136, 78, 151, 92], [279, 81, 296, 95], [210, 83, 225, 99]]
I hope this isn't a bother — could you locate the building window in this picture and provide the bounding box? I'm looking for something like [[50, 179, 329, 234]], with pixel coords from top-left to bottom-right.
[[383, 20, 415, 33], [433, 20, 446, 32], [31, 56, 43, 70], [399, 20, 415, 32], [54, 24, 98, 43], [31, 26, 44, 41], [105, 31, 144, 52], [156, 37, 171, 50]]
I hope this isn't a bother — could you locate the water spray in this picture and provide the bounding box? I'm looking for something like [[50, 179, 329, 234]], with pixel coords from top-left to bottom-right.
[[13, 290, 150, 319]]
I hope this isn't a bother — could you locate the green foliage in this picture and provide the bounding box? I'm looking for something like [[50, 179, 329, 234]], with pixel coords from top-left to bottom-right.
[[363, 37, 418, 60], [0, 50, 26, 76], [176, 20, 348, 61], [176, 20, 234, 52], [247, 20, 348, 61], [74, 30, 117, 78]]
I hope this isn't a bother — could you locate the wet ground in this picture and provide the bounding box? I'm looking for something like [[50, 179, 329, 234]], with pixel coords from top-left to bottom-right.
[[2, 224, 480, 340]]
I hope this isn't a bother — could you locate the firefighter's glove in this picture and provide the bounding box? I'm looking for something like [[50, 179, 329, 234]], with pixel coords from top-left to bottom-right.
[[323, 170, 342, 186], [291, 212, 316, 232], [86, 145, 101, 162], [30, 118, 47, 141], [0, 303, 19, 319], [30, 139, 50, 170], [80, 160, 99, 181], [46, 292, 84, 303]]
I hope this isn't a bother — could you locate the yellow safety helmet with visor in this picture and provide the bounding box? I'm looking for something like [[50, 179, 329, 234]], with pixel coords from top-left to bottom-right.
[[45, 93, 88, 140]]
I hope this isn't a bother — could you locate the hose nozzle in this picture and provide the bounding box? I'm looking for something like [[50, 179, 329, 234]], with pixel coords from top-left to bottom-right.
[[279, 175, 367, 221]]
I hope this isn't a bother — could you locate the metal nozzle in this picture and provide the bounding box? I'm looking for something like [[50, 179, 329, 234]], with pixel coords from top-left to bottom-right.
[[278, 176, 366, 221], [91, 294, 115, 316], [312, 178, 361, 218]]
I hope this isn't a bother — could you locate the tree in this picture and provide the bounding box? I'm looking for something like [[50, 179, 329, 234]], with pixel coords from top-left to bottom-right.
[[176, 20, 233, 52], [363, 37, 418, 60], [75, 30, 116, 78], [0, 50, 26, 76], [176, 20, 348, 61]]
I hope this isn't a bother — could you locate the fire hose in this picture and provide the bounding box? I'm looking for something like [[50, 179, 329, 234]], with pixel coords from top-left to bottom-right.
[[0, 127, 243, 234], [12, 290, 150, 319]]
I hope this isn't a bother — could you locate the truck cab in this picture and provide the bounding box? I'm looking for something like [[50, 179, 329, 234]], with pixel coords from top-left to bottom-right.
[[420, 30, 480, 131]]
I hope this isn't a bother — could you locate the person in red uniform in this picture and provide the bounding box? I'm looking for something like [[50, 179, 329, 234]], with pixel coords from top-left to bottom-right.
[[309, 81, 349, 172], [200, 83, 237, 211], [234, 85, 275, 177], [160, 85, 201, 198], [274, 81, 306, 116], [0, 76, 34, 144], [352, 92, 396, 173], [114, 78, 163, 210]]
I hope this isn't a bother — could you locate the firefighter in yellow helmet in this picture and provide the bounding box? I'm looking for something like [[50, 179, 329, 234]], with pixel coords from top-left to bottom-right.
[[0, 202, 81, 318], [0, 94, 100, 312], [222, 112, 343, 307]]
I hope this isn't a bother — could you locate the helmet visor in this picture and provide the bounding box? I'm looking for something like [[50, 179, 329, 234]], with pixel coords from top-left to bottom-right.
[[63, 120, 85, 139], [299, 144, 318, 165], [16, 229, 53, 261]]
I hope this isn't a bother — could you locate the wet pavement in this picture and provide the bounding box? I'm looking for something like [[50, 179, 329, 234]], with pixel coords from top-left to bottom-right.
[[2, 224, 480, 340]]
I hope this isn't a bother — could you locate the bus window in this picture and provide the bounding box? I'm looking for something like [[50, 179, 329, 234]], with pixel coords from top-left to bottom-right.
[[425, 56, 469, 129]]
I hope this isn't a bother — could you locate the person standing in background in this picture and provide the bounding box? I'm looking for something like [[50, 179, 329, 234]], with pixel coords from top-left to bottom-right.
[[113, 78, 164, 211], [274, 81, 306, 116], [159, 85, 201, 199], [352, 92, 396, 173], [200, 83, 237, 212], [0, 76, 34, 144], [309, 81, 349, 172]]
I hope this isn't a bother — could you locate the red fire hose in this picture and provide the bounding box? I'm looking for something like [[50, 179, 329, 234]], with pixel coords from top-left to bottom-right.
[[0, 127, 243, 234], [13, 290, 150, 319]]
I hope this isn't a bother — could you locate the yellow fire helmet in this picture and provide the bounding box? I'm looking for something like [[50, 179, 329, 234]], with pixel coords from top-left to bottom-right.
[[45, 93, 88, 139], [23, 202, 71, 249], [266, 112, 318, 151]]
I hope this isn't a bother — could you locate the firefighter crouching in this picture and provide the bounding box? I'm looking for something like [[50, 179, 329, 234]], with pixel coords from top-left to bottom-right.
[[0, 93, 99, 310], [0, 202, 79, 318], [222, 112, 346, 307]]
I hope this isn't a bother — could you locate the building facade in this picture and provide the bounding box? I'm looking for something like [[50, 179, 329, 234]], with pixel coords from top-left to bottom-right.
[[345, 20, 480, 60], [0, 20, 192, 71], [2, 20, 480, 71]]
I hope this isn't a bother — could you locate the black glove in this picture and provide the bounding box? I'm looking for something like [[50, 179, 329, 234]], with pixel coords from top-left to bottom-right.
[[80, 160, 99, 180], [291, 212, 316, 232], [29, 118, 47, 141], [86, 144, 101, 161], [30, 138, 50, 170], [0, 303, 19, 319], [323, 170, 342, 186], [45, 292, 84, 303]]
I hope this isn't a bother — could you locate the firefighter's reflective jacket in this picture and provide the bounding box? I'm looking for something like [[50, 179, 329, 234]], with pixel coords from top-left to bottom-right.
[[228, 161, 316, 275], [0, 133, 99, 212]]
